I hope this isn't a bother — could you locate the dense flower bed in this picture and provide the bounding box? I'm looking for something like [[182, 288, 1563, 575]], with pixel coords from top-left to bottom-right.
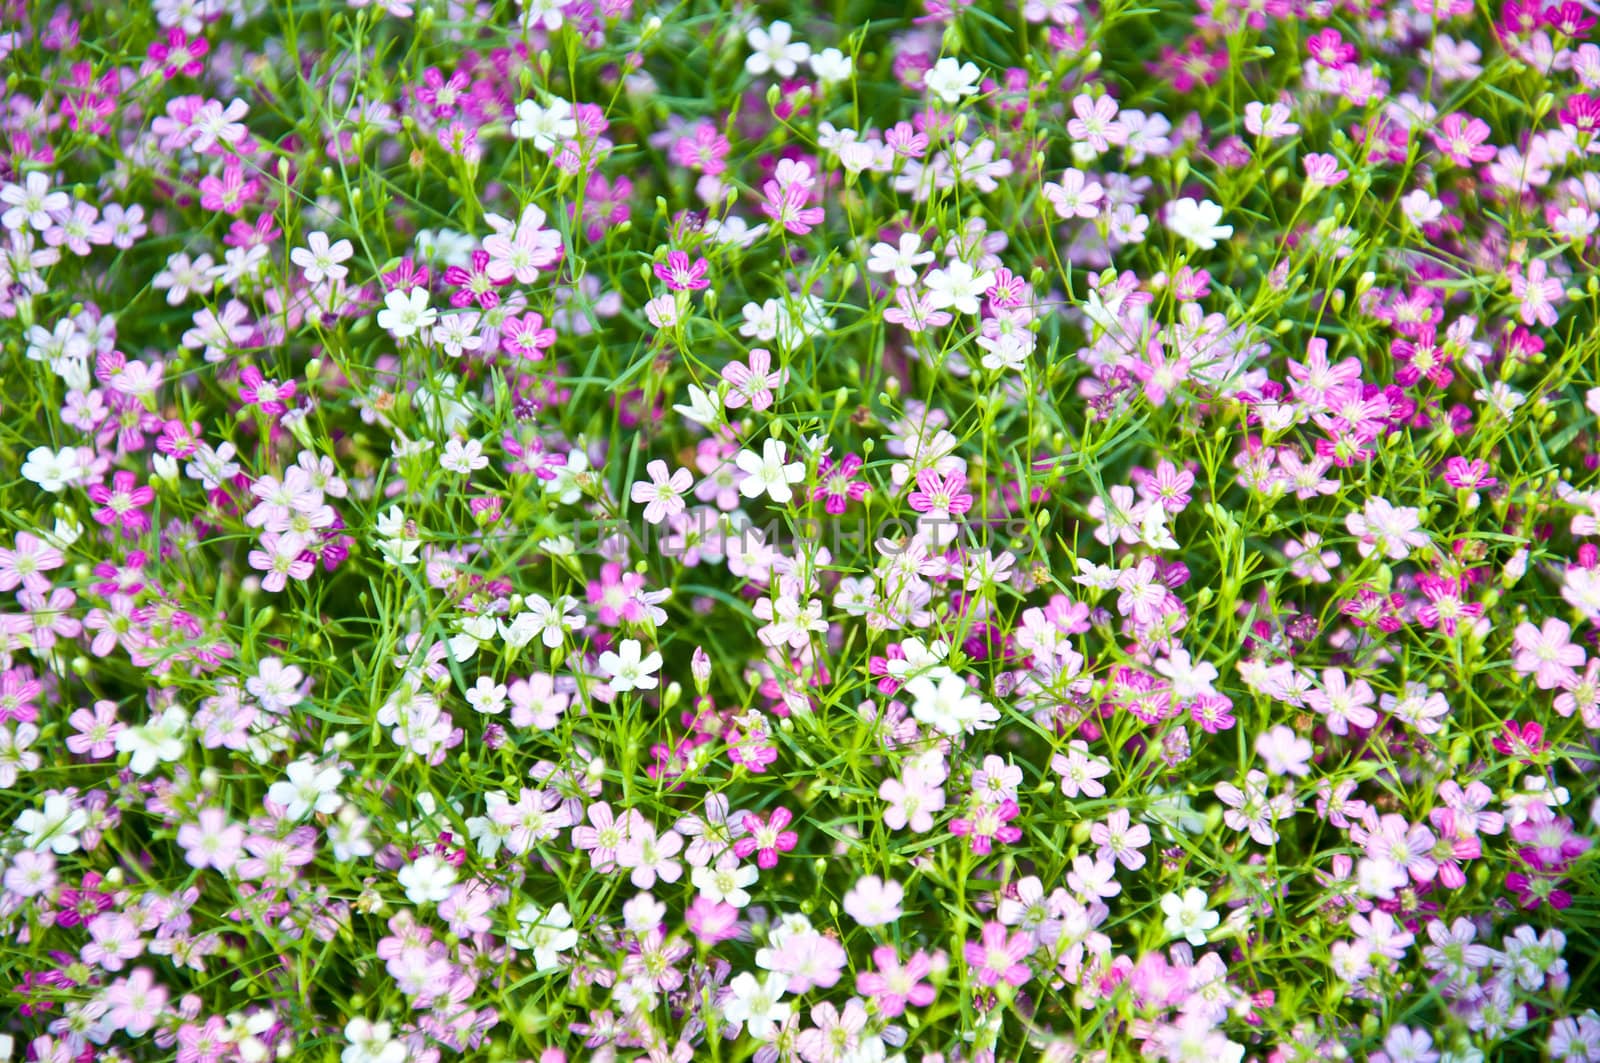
[[3, 0, 1600, 1059]]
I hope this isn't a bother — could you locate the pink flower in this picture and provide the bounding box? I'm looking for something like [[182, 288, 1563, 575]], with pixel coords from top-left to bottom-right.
[[879, 773, 945, 832], [760, 180, 825, 234], [1302, 152, 1348, 188], [1509, 259, 1563, 328], [964, 921, 1032, 987], [1066, 93, 1126, 153], [685, 895, 740, 943], [721, 347, 786, 411], [483, 204, 563, 283], [103, 967, 169, 1037], [501, 311, 557, 361], [856, 945, 937, 1016], [248, 532, 313, 592], [177, 807, 246, 871], [907, 468, 973, 518], [1512, 617, 1586, 689], [1431, 112, 1495, 166], [630, 460, 694, 525], [0, 532, 65, 594], [66, 699, 123, 758]]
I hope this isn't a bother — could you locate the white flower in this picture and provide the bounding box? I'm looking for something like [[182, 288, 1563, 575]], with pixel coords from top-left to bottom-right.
[[466, 676, 508, 715], [545, 449, 592, 504], [904, 669, 999, 735], [46, 515, 84, 549], [1473, 380, 1525, 421], [735, 439, 805, 504], [342, 1018, 405, 1063], [20, 445, 85, 492], [691, 854, 759, 907], [1165, 197, 1233, 250], [923, 259, 996, 315], [884, 636, 950, 681], [673, 383, 723, 426], [867, 232, 935, 286], [398, 853, 457, 905], [510, 98, 578, 152], [115, 706, 190, 775], [508, 902, 578, 971], [599, 638, 664, 693], [745, 21, 810, 78], [376, 287, 436, 340], [16, 793, 89, 854], [266, 757, 345, 820], [1153, 648, 1218, 699], [415, 228, 477, 267], [374, 505, 422, 567], [500, 594, 585, 650], [290, 230, 353, 284], [924, 57, 982, 105], [809, 47, 853, 84], [448, 614, 497, 662], [842, 874, 904, 926], [440, 438, 489, 474], [1160, 887, 1220, 945], [0, 172, 69, 230], [722, 972, 792, 1040]]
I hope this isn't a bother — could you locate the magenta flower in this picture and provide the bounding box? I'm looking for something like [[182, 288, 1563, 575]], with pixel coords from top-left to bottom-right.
[[197, 162, 259, 215], [733, 806, 798, 869], [1441, 456, 1496, 489], [1391, 329, 1454, 388], [238, 365, 296, 415], [86, 471, 155, 539], [812, 453, 868, 514], [653, 250, 709, 291], [443, 249, 511, 309], [147, 28, 209, 79], [1506, 865, 1573, 910], [949, 797, 1022, 855]]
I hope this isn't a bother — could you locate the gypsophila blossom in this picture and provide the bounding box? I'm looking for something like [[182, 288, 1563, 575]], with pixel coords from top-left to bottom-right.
[[2, 5, 1598, 1061]]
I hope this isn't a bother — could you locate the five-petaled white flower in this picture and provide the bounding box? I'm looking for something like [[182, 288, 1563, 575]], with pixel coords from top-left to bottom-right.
[[376, 287, 437, 340], [745, 21, 810, 78], [1166, 197, 1233, 251], [511, 98, 578, 152], [924, 57, 982, 105], [735, 438, 805, 504], [599, 638, 664, 693], [1161, 887, 1221, 946], [289, 230, 353, 284]]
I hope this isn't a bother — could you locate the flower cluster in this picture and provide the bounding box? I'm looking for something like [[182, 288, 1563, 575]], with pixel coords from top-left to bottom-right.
[[2, 0, 1600, 1061]]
